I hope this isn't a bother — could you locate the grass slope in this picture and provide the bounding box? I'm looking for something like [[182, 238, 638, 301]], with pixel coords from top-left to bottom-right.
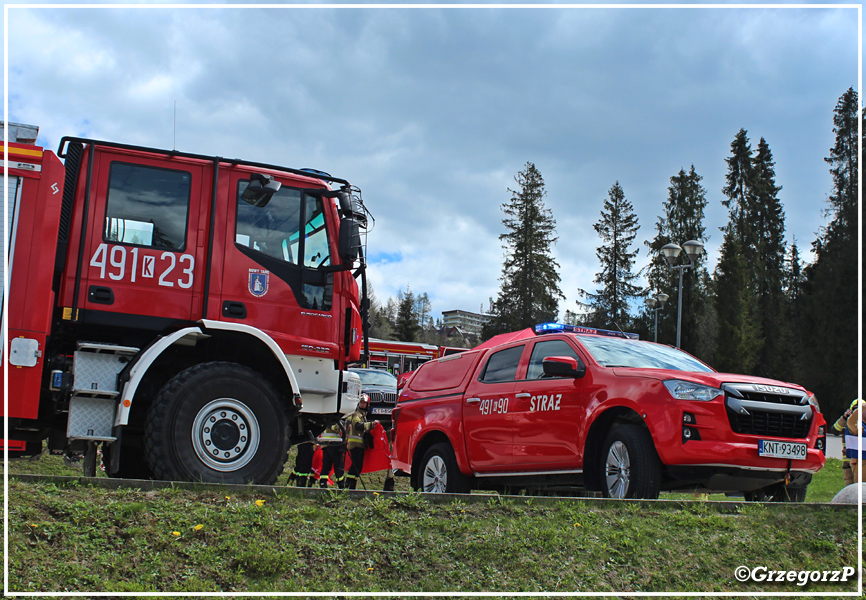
[[4, 453, 862, 595]]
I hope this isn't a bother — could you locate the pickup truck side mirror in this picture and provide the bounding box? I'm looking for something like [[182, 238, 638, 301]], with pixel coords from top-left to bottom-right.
[[542, 356, 586, 379]]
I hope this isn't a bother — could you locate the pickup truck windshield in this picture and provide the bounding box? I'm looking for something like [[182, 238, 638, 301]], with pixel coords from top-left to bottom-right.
[[575, 335, 714, 372]]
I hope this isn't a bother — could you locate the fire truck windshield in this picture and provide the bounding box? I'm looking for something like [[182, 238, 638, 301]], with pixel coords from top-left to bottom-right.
[[575, 335, 714, 372]]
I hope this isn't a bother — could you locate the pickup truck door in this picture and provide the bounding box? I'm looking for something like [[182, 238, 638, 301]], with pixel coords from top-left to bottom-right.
[[511, 338, 587, 468], [462, 344, 525, 471]]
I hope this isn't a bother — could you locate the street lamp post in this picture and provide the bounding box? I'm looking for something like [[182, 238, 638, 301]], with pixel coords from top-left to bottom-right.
[[644, 293, 669, 343], [660, 240, 703, 348]]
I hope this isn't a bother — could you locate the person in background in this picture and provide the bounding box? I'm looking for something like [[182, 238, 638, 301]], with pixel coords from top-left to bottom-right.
[[844, 399, 864, 485], [833, 399, 864, 486], [316, 421, 345, 488], [288, 432, 318, 487], [343, 393, 378, 490]]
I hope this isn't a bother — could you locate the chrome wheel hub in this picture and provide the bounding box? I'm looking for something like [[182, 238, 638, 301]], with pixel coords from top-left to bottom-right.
[[192, 398, 260, 472], [422, 455, 448, 493], [605, 440, 631, 499]]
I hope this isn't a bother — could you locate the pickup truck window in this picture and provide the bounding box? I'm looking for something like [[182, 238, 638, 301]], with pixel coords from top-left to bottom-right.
[[576, 335, 713, 372], [480, 345, 524, 383], [525, 339, 580, 379]]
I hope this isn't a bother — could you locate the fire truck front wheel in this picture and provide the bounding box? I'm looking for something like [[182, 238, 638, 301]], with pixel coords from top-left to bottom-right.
[[144, 362, 290, 485]]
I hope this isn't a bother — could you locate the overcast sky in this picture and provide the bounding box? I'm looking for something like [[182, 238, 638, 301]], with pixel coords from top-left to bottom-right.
[[5, 3, 860, 323]]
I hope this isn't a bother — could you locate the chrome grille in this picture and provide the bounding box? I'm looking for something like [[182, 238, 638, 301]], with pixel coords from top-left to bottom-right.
[[366, 391, 398, 404], [723, 383, 812, 440]]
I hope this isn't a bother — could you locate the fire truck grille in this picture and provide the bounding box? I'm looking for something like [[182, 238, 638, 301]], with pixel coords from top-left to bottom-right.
[[366, 392, 398, 405], [726, 407, 812, 439]]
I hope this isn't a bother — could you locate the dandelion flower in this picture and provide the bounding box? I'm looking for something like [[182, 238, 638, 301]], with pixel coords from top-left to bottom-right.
[[373, 492, 380, 496], [194, 524, 204, 531], [225, 496, 230, 501], [574, 523, 581, 527], [367, 568, 374, 572], [172, 531, 181, 536], [255, 499, 265, 507]]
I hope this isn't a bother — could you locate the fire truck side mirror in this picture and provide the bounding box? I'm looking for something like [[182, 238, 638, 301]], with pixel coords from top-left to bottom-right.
[[241, 173, 282, 207], [338, 217, 361, 264]]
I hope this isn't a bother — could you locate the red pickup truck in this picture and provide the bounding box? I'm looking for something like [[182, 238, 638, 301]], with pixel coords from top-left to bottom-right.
[[391, 324, 826, 501]]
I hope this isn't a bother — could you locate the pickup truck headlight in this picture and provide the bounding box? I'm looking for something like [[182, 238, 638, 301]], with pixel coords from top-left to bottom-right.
[[664, 380, 723, 402]]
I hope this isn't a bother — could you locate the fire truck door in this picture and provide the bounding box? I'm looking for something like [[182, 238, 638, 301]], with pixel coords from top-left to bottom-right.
[[462, 344, 526, 471], [80, 153, 205, 324], [218, 174, 339, 357]]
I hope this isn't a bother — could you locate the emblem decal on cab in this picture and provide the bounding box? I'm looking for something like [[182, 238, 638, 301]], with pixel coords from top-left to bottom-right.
[[249, 269, 269, 297]]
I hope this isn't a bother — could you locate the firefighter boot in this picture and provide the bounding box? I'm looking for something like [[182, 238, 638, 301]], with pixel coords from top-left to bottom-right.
[[383, 477, 395, 492], [346, 477, 357, 490]]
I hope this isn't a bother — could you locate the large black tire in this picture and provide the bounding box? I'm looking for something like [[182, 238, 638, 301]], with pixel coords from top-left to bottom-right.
[[413, 442, 471, 494], [744, 482, 808, 502], [144, 362, 290, 484], [600, 424, 662, 499]]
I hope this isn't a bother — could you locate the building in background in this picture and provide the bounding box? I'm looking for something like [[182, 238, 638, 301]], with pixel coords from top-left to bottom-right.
[[442, 309, 491, 338]]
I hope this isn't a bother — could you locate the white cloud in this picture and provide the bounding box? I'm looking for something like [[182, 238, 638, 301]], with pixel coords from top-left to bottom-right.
[[7, 4, 858, 324]]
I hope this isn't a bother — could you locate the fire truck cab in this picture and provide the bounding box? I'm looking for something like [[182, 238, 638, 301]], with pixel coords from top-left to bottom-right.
[[3, 123, 370, 484]]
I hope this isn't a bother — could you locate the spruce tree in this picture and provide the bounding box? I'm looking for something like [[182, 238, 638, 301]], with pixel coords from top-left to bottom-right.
[[644, 166, 709, 354], [713, 237, 762, 373], [484, 162, 563, 338], [393, 288, 420, 342], [579, 181, 642, 329], [801, 88, 861, 418], [750, 137, 788, 378]]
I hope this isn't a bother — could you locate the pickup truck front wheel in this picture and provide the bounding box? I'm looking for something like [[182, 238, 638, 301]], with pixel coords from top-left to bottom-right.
[[600, 424, 661, 499], [415, 442, 470, 494]]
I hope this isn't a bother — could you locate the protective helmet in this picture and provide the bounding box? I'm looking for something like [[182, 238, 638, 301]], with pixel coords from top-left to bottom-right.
[[357, 393, 370, 411], [850, 398, 864, 410]]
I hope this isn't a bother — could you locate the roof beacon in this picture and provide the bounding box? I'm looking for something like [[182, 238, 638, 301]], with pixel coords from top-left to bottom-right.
[[534, 322, 639, 340]]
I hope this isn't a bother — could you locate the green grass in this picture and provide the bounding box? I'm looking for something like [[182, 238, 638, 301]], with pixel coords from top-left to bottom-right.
[[4, 451, 862, 595]]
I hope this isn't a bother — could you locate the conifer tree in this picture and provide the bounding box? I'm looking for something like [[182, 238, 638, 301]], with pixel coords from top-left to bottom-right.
[[644, 166, 709, 355], [484, 162, 563, 338], [801, 88, 861, 418], [750, 137, 788, 378], [713, 237, 762, 373], [393, 288, 420, 342], [579, 181, 641, 329]]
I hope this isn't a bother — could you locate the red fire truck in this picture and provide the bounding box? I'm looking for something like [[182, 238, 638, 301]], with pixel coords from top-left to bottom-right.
[[3, 125, 372, 484], [364, 337, 467, 374]]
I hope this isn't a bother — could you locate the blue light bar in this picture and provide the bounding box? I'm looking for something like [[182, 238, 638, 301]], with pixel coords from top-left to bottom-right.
[[535, 322, 639, 340]]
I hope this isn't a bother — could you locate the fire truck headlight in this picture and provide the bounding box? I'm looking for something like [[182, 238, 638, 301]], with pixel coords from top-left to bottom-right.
[[807, 393, 820, 412], [664, 380, 723, 402]]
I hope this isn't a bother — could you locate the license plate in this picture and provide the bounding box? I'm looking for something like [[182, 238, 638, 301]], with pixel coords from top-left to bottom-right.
[[758, 439, 807, 460], [371, 407, 393, 415]]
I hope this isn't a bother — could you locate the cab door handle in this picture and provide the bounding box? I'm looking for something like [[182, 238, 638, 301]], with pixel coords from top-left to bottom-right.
[[515, 393, 531, 399], [466, 397, 481, 404], [222, 301, 247, 319]]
